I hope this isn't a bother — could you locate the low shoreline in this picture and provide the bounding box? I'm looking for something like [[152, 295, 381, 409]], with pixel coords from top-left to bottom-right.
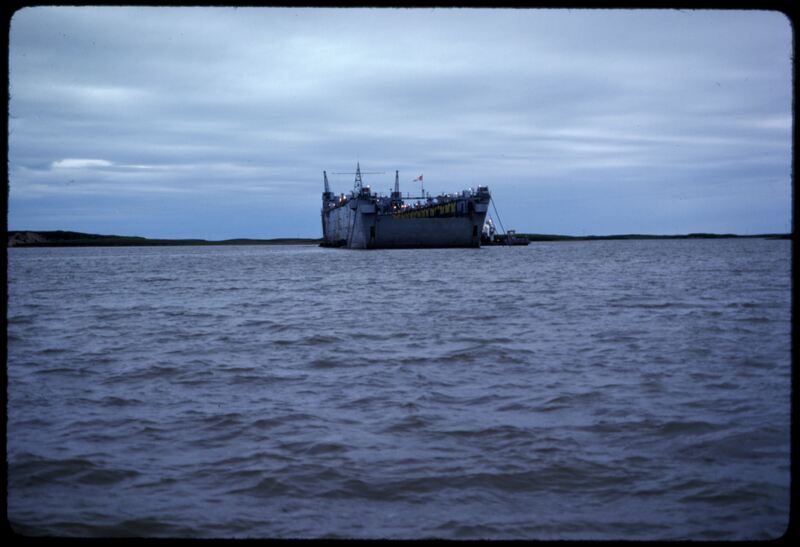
[[7, 231, 322, 248], [7, 230, 791, 248], [518, 232, 791, 242]]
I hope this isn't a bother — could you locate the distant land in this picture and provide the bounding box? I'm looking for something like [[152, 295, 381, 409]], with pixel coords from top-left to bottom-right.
[[7, 231, 322, 247], [7, 230, 791, 247], [511, 232, 791, 242]]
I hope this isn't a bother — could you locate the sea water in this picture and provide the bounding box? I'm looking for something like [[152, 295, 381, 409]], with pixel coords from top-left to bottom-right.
[[6, 239, 791, 539]]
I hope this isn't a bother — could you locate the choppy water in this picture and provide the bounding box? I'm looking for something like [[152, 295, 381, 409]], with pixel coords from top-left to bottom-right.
[[6, 239, 791, 539]]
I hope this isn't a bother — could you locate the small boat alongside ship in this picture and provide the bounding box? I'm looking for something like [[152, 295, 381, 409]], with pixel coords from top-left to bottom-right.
[[481, 218, 529, 246], [504, 230, 530, 246]]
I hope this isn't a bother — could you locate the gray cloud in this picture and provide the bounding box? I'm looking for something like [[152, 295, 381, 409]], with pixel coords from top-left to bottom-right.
[[8, 7, 793, 239]]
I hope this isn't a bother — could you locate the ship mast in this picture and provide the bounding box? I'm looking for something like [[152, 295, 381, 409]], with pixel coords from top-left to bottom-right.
[[322, 170, 333, 201], [354, 162, 363, 191], [331, 164, 385, 193], [391, 170, 401, 205]]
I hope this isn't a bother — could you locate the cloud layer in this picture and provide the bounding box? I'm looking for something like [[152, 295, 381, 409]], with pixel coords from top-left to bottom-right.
[[8, 7, 793, 238]]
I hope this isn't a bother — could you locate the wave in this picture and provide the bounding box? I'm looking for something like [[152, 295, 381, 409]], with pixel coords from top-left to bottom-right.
[[6, 241, 791, 539], [9, 455, 139, 488]]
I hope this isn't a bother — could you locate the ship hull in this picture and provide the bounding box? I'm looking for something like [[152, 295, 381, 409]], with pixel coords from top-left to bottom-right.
[[371, 215, 486, 248]]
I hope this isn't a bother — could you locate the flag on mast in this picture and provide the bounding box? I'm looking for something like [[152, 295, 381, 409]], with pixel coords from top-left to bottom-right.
[[413, 175, 423, 182]]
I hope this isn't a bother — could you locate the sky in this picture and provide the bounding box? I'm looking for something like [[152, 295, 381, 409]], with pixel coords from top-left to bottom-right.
[[6, 7, 794, 239]]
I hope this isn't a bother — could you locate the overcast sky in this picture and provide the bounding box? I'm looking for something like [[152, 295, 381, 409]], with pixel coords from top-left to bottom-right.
[[7, 7, 793, 239]]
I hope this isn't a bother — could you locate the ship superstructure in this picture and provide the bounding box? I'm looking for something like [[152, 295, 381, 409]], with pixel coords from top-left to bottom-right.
[[321, 164, 491, 249]]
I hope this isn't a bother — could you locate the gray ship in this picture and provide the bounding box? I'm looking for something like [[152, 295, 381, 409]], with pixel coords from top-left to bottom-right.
[[320, 164, 491, 249]]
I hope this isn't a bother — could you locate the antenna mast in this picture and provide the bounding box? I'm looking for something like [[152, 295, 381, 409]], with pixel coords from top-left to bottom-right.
[[331, 163, 385, 192], [354, 162, 363, 190], [322, 170, 334, 202], [390, 170, 401, 205]]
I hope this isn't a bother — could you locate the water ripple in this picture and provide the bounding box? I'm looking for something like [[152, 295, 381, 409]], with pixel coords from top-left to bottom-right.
[[6, 241, 791, 539]]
